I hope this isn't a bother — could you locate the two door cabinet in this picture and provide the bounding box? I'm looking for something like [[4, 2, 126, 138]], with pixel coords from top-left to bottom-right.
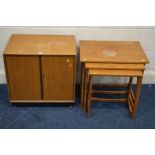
[[4, 34, 76, 104]]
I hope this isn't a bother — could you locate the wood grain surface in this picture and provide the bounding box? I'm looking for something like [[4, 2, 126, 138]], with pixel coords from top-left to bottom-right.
[[85, 63, 145, 70], [4, 34, 76, 55], [41, 56, 75, 100], [80, 41, 149, 64], [5, 55, 42, 100], [89, 69, 143, 77]]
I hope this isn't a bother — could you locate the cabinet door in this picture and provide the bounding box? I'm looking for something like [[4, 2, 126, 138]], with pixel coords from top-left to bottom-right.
[[42, 56, 75, 101], [5, 56, 42, 100]]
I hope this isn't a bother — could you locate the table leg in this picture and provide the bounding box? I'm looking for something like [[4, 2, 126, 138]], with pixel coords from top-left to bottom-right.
[[87, 75, 93, 117], [83, 69, 88, 112], [81, 63, 84, 108], [131, 76, 143, 118], [80, 63, 85, 108], [128, 77, 133, 101]]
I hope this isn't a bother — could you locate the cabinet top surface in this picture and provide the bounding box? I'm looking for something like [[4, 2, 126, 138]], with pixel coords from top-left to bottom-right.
[[80, 40, 149, 64], [4, 34, 76, 55]]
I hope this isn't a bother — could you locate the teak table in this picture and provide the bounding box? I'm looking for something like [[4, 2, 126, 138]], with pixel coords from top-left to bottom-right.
[[4, 34, 76, 104], [80, 41, 149, 118]]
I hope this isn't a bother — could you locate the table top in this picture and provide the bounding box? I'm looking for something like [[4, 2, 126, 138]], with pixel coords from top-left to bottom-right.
[[4, 34, 76, 55], [80, 41, 149, 64], [85, 63, 145, 70]]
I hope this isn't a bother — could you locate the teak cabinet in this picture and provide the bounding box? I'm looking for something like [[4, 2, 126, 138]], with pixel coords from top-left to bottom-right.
[[4, 34, 76, 103]]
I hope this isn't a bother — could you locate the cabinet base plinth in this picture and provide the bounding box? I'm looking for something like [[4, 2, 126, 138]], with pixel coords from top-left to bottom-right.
[[11, 100, 75, 103]]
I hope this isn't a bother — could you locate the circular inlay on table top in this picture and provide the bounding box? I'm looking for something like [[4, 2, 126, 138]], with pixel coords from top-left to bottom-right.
[[102, 50, 117, 57]]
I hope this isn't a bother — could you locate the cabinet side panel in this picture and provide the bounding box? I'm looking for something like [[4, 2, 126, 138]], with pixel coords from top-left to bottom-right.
[[42, 56, 75, 101], [3, 55, 12, 100], [5, 55, 42, 100]]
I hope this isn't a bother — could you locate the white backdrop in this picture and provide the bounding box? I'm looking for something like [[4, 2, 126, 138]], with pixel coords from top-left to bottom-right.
[[0, 26, 155, 84]]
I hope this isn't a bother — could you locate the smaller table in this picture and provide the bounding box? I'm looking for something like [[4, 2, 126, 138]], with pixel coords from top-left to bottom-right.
[[80, 41, 149, 118]]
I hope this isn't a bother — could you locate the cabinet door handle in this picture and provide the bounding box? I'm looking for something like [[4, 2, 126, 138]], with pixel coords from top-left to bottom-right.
[[66, 59, 70, 63]]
